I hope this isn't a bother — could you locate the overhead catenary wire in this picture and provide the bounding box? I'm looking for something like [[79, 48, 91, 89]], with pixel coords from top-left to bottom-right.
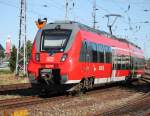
[[0, 0, 48, 18], [1, 0, 149, 53]]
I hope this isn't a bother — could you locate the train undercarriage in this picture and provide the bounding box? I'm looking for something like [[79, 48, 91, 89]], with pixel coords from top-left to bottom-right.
[[29, 69, 140, 96]]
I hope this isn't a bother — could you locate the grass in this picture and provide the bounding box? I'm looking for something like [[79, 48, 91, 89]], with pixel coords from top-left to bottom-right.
[[0, 69, 12, 75], [0, 95, 21, 100], [0, 69, 29, 85]]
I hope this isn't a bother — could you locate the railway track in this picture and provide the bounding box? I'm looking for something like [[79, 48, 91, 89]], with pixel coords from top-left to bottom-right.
[[0, 85, 119, 111], [145, 69, 150, 75], [0, 95, 73, 110], [1, 83, 148, 115], [0, 83, 31, 92], [94, 73, 150, 116], [0, 74, 149, 113], [141, 71, 150, 83], [99, 93, 150, 116]]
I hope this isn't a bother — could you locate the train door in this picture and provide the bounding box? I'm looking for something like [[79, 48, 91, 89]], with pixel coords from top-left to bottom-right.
[[81, 41, 90, 78], [131, 57, 136, 78], [85, 41, 91, 77], [111, 48, 117, 81]]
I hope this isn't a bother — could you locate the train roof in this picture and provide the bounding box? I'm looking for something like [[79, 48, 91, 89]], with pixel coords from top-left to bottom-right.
[[50, 20, 141, 50], [78, 22, 141, 49]]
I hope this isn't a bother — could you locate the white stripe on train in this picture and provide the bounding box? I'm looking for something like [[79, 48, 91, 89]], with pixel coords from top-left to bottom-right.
[[65, 75, 142, 84]]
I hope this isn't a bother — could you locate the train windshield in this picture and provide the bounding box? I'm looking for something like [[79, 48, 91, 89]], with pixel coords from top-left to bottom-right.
[[41, 29, 72, 52]]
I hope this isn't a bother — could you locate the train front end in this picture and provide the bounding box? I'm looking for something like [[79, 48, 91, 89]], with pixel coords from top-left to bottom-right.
[[27, 21, 79, 90]]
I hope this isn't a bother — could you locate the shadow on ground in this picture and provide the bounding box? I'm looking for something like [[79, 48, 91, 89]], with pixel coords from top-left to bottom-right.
[[0, 88, 38, 96], [0, 79, 149, 98], [119, 80, 150, 93]]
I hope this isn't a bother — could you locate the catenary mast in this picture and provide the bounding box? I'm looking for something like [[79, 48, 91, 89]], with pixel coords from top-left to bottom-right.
[[16, 0, 27, 76]]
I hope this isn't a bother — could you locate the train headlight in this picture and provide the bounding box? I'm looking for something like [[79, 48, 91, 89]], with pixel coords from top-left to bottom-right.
[[35, 53, 40, 62], [60, 53, 68, 62]]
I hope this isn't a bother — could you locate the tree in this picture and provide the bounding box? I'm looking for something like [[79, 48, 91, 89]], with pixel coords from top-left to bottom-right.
[[9, 45, 17, 72], [26, 40, 32, 60], [0, 50, 5, 58], [0, 44, 5, 60], [0, 50, 5, 64], [9, 41, 32, 72]]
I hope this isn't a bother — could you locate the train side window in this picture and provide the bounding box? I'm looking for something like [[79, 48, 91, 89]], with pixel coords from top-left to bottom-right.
[[98, 44, 104, 63], [87, 42, 93, 62], [122, 55, 126, 70], [79, 41, 87, 62], [97, 44, 100, 62], [91, 43, 97, 62], [125, 56, 130, 69], [130, 57, 133, 69], [117, 55, 121, 70], [105, 47, 112, 63], [103, 45, 106, 63]]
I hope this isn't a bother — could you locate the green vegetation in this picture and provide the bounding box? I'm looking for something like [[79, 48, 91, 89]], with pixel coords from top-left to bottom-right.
[[0, 73, 29, 85], [0, 44, 5, 59], [0, 69, 12, 75], [8, 41, 32, 73], [26, 40, 32, 60], [0, 50, 5, 59], [9, 45, 17, 72]]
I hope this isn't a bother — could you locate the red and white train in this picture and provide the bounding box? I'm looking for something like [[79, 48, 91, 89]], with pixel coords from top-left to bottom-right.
[[27, 20, 145, 92]]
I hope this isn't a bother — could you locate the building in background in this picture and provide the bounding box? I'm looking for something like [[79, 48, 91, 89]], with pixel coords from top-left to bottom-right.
[[5, 35, 11, 58]]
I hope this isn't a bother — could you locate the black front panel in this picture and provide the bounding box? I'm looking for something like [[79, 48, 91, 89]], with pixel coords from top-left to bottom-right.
[[41, 29, 72, 53]]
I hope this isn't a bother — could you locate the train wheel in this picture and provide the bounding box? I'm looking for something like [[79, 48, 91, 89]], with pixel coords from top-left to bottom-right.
[[76, 82, 84, 95], [124, 76, 132, 86], [88, 78, 94, 90], [75, 79, 86, 95], [67, 78, 90, 96], [82, 78, 88, 91]]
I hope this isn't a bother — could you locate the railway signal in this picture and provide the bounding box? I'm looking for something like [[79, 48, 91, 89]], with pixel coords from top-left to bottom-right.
[[35, 18, 47, 29]]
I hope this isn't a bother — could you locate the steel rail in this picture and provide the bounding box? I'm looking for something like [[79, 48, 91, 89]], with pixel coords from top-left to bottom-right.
[[0, 83, 31, 92], [98, 93, 150, 116]]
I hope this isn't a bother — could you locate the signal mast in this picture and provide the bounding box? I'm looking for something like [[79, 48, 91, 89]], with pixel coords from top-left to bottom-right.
[[92, 0, 98, 29]]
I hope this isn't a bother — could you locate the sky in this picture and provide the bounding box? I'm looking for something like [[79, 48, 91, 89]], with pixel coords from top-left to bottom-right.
[[0, 0, 150, 58]]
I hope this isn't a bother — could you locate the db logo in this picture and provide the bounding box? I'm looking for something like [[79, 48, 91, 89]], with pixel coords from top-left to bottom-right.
[[99, 66, 104, 70], [46, 57, 54, 62]]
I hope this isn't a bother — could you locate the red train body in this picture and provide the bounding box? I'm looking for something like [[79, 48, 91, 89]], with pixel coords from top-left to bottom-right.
[[27, 21, 145, 92]]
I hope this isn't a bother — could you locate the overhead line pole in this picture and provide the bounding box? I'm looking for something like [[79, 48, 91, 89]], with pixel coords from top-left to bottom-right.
[[24, 0, 27, 74], [16, 0, 27, 76], [65, 0, 68, 20], [92, 0, 98, 29]]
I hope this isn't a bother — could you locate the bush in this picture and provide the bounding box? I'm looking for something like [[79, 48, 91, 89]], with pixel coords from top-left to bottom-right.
[[9, 45, 17, 72]]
